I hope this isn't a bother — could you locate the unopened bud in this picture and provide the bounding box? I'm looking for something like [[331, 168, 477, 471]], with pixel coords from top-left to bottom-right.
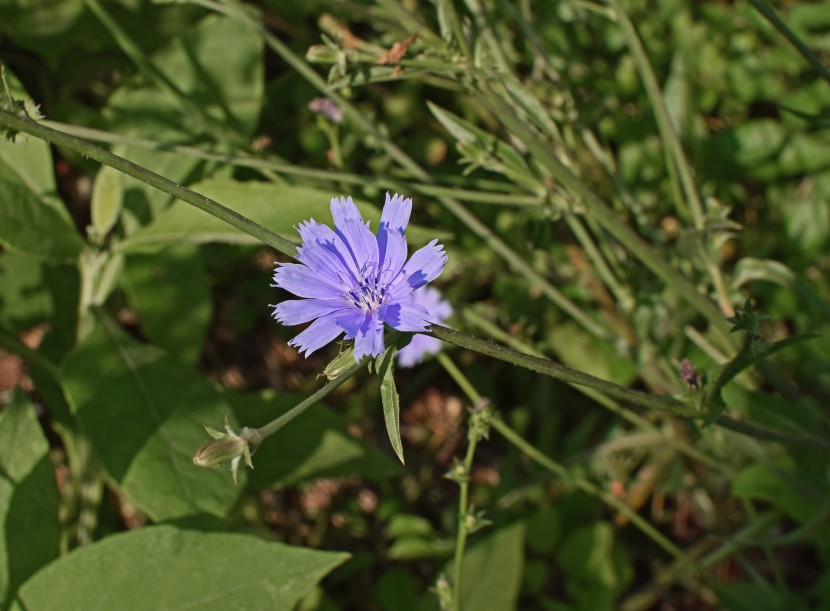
[[193, 436, 248, 470], [192, 419, 262, 485]]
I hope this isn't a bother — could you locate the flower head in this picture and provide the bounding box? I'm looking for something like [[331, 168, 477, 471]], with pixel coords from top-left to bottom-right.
[[271, 193, 447, 362], [308, 97, 343, 123], [396, 286, 452, 368]]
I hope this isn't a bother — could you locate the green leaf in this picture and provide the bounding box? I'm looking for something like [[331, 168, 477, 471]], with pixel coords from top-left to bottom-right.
[[61, 312, 242, 521], [114, 180, 371, 253], [0, 0, 84, 66], [0, 69, 59, 202], [555, 521, 633, 611], [113, 179, 449, 253], [375, 568, 419, 611], [0, 172, 85, 262], [90, 165, 124, 241], [230, 390, 401, 487], [376, 346, 404, 464], [0, 252, 53, 330], [0, 391, 60, 609], [104, 14, 263, 141], [15, 525, 349, 611], [100, 12, 265, 223], [731, 461, 820, 524], [123, 244, 211, 364], [456, 521, 526, 611]]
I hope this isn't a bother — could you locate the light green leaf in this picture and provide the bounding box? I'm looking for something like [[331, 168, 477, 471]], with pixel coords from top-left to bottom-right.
[[230, 390, 400, 487], [90, 165, 124, 240], [113, 178, 449, 253], [731, 461, 820, 524], [114, 180, 376, 253], [0, 391, 60, 609], [556, 521, 633, 611], [0, 252, 53, 329], [456, 521, 526, 611], [104, 13, 264, 139], [15, 525, 349, 611], [376, 346, 404, 464], [0, 69, 59, 203], [0, 175, 85, 262], [61, 312, 242, 521], [123, 244, 211, 365]]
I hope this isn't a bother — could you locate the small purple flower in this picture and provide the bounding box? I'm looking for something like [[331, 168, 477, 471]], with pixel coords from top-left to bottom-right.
[[396, 287, 452, 368], [271, 193, 448, 362], [308, 97, 343, 123]]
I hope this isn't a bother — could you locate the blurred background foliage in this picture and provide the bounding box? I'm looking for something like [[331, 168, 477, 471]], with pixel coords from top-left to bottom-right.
[[1, 0, 829, 609]]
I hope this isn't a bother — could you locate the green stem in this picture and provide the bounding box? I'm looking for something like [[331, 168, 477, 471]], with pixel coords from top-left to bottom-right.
[[43, 120, 542, 206], [717, 416, 830, 451], [608, 0, 733, 317], [429, 325, 696, 416], [256, 358, 366, 439], [437, 352, 481, 403], [200, 0, 611, 342], [451, 419, 480, 611], [478, 85, 736, 351], [748, 0, 830, 86], [491, 418, 684, 559], [0, 109, 297, 257], [461, 308, 733, 475], [435, 354, 489, 610]]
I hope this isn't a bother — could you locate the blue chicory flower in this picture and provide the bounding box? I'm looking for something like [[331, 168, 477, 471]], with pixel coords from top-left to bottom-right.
[[271, 193, 447, 362], [396, 287, 452, 368]]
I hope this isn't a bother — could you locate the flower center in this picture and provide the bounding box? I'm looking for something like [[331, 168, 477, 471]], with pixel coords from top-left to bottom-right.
[[344, 262, 387, 313]]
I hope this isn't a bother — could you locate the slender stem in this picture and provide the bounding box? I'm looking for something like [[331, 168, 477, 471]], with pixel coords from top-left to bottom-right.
[[200, 0, 612, 342], [479, 85, 736, 351], [491, 418, 684, 559], [429, 325, 697, 416], [435, 353, 486, 611], [256, 358, 366, 439], [717, 416, 830, 451], [461, 308, 733, 475], [451, 424, 479, 611], [437, 352, 482, 403], [748, 0, 830, 86], [0, 110, 298, 257], [40, 120, 543, 206], [608, 0, 733, 317]]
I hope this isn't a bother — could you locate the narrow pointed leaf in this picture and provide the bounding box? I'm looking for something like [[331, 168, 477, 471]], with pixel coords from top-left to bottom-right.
[[376, 346, 404, 464]]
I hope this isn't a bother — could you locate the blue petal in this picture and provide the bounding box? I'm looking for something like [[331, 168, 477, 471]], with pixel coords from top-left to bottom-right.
[[380, 302, 430, 332], [288, 310, 346, 356], [413, 286, 453, 322], [377, 223, 407, 285], [336, 310, 369, 340], [380, 193, 412, 231], [296, 220, 358, 282], [397, 334, 442, 368], [354, 310, 385, 360], [330, 196, 379, 272], [400, 239, 447, 290], [272, 298, 352, 325], [273, 263, 343, 299]]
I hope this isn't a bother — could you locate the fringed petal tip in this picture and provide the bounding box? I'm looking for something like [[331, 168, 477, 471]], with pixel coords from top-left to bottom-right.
[[382, 192, 413, 232]]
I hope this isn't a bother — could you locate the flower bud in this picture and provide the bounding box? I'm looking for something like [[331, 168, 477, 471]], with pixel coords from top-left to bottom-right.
[[192, 420, 262, 484], [192, 436, 248, 470]]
